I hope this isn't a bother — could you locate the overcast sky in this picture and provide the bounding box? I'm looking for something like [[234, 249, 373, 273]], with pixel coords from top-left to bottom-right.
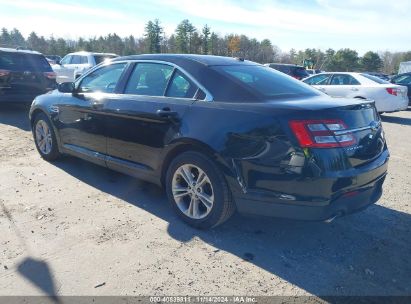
[[1, 0, 410, 54]]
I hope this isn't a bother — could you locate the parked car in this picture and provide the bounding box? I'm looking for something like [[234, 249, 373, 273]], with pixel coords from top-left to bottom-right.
[[45, 55, 62, 65], [264, 63, 309, 80], [50, 63, 75, 84], [29, 55, 388, 228], [59, 51, 118, 78], [391, 72, 411, 105], [303, 72, 408, 113], [0, 47, 57, 104], [306, 69, 323, 75], [398, 61, 411, 74], [363, 72, 390, 81]]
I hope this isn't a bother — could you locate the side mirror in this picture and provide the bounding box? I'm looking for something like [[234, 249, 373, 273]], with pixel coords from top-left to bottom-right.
[[58, 82, 75, 93]]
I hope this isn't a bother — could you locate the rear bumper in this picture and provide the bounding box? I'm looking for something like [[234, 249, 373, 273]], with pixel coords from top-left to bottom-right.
[[235, 174, 385, 221], [234, 150, 389, 221]]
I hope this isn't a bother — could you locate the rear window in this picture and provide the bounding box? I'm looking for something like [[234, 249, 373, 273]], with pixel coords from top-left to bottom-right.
[[361, 73, 389, 84], [294, 67, 309, 78], [213, 65, 320, 100], [0, 52, 52, 72], [94, 55, 117, 65]]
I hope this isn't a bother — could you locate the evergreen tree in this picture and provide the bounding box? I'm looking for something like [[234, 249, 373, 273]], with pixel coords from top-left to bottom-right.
[[201, 25, 210, 54], [144, 19, 163, 53]]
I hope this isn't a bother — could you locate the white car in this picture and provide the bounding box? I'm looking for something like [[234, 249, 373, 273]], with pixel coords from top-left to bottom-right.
[[59, 51, 118, 78], [303, 72, 408, 113], [306, 69, 323, 75], [50, 63, 75, 84]]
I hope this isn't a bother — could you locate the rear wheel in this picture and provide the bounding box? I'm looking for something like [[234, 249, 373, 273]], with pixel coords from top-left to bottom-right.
[[165, 151, 235, 229], [33, 113, 61, 161]]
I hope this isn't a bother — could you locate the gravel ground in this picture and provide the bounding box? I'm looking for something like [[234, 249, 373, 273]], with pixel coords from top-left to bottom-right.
[[0, 104, 410, 298]]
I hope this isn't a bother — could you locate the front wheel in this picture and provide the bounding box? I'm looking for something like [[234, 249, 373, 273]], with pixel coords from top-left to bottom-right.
[[33, 112, 61, 161], [165, 151, 235, 229]]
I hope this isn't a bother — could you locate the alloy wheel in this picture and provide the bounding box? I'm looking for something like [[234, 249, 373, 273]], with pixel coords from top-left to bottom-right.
[[35, 120, 53, 155], [172, 164, 214, 219]]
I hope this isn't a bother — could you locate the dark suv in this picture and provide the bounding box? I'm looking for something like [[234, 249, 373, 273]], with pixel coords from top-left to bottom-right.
[[0, 47, 57, 104], [265, 63, 309, 80]]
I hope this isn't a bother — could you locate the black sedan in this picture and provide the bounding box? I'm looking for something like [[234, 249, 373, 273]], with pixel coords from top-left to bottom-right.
[[29, 54, 389, 229]]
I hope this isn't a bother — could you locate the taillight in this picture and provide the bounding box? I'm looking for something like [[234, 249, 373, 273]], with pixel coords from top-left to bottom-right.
[[289, 119, 356, 148], [43, 72, 57, 79], [386, 88, 400, 96], [0, 69, 10, 77]]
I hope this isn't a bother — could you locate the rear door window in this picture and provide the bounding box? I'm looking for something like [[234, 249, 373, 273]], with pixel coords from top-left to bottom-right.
[[80, 56, 88, 64], [71, 56, 82, 64], [330, 74, 360, 85], [166, 70, 198, 99], [125, 63, 173, 96]]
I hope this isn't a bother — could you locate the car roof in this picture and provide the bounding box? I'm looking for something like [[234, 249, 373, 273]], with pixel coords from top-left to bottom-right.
[[112, 54, 261, 102], [266, 63, 304, 68], [113, 54, 259, 67], [66, 51, 117, 56], [0, 47, 42, 55]]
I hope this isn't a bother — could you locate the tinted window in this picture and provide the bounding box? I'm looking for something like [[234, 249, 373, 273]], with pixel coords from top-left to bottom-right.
[[195, 89, 206, 100], [304, 74, 331, 85], [80, 56, 88, 64], [0, 52, 52, 72], [125, 63, 173, 96], [94, 55, 117, 65], [60, 55, 71, 65], [78, 63, 127, 93], [294, 67, 309, 78], [360, 73, 390, 84], [214, 65, 319, 99], [166, 70, 198, 98], [330, 74, 360, 85], [272, 65, 290, 73], [392, 75, 411, 85]]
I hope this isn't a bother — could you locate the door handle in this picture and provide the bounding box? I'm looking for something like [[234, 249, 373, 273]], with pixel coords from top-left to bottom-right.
[[91, 102, 104, 110], [156, 108, 178, 118], [351, 87, 359, 91]]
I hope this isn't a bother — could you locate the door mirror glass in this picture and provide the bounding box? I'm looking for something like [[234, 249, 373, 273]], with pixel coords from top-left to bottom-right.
[[58, 82, 75, 93]]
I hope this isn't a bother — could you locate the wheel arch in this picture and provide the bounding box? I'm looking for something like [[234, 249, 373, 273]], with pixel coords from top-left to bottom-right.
[[160, 139, 236, 189], [30, 108, 47, 126]]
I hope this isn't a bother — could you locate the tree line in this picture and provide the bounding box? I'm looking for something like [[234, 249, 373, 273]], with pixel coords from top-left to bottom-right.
[[1, 19, 410, 74]]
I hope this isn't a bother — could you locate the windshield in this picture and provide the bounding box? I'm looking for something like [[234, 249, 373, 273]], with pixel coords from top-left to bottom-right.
[[94, 55, 117, 64], [213, 65, 320, 100], [361, 73, 390, 84]]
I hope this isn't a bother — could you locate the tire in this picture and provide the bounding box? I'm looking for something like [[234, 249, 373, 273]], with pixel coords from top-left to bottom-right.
[[165, 151, 235, 229], [32, 112, 61, 161]]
